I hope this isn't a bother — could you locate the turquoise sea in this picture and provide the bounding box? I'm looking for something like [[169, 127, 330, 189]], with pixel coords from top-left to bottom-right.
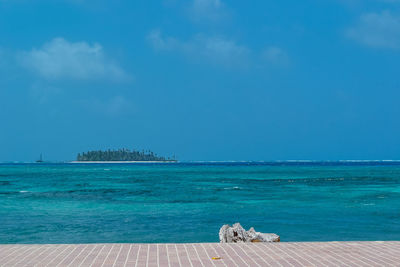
[[0, 162, 400, 244]]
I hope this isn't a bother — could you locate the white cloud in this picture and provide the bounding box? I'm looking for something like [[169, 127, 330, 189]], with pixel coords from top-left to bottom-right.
[[19, 38, 128, 81], [189, 0, 227, 22], [147, 30, 250, 66], [347, 11, 400, 49], [147, 30, 179, 51], [262, 46, 289, 66]]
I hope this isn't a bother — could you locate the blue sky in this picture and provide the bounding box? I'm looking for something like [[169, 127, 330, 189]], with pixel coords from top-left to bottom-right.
[[1, 0, 400, 161]]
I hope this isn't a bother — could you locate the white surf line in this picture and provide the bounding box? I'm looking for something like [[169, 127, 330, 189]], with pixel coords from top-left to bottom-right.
[[191, 244, 205, 267], [8, 245, 42, 266], [200, 243, 217, 267], [174, 244, 182, 267], [44, 245, 72, 267], [88, 244, 106, 267], [183, 244, 194, 267], [77, 244, 98, 267], [101, 243, 115, 267], [226, 244, 250, 267], [54, 244, 82, 267], [123, 244, 132, 267], [134, 244, 141, 267], [66, 244, 89, 267], [218, 244, 239, 267], [234, 244, 261, 267], [207, 243, 227, 267], [112, 244, 124, 267]]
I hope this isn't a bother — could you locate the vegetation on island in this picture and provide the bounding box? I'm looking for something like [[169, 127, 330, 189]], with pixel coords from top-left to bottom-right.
[[76, 149, 176, 162]]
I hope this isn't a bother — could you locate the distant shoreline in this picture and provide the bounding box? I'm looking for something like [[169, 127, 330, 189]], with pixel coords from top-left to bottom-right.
[[70, 161, 178, 164]]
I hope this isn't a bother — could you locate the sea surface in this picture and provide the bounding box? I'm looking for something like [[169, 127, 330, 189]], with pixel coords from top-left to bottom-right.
[[1, 162, 400, 244]]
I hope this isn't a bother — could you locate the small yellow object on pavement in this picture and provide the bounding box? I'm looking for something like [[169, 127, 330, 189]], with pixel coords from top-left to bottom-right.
[[212, 257, 222, 260]]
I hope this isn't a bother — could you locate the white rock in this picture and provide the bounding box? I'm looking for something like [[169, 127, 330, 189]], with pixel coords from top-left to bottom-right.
[[219, 223, 280, 243]]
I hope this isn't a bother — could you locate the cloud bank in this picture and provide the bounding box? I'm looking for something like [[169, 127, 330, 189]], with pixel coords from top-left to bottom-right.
[[147, 30, 250, 66], [148, 30, 289, 68], [190, 0, 226, 22], [19, 38, 128, 81], [347, 11, 400, 49]]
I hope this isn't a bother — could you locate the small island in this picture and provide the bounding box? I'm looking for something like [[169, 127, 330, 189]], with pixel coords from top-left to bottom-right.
[[72, 148, 177, 163]]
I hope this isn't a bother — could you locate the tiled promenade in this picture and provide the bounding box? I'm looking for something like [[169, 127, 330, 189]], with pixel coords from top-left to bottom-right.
[[1, 241, 400, 266]]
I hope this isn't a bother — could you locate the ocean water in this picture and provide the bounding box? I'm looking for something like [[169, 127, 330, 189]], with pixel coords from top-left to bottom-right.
[[0, 162, 400, 244]]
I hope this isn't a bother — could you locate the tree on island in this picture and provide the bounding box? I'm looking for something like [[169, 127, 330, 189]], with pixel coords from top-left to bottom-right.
[[76, 149, 175, 161]]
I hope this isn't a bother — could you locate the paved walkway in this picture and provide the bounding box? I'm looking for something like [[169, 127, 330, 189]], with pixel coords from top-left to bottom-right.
[[1, 241, 400, 266]]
